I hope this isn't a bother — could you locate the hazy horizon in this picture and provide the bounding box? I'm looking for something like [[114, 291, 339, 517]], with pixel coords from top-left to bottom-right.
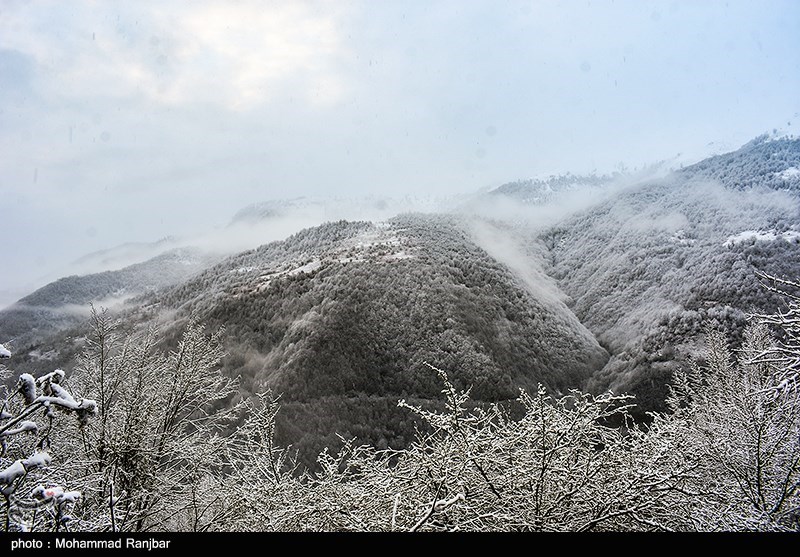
[[2, 0, 799, 308]]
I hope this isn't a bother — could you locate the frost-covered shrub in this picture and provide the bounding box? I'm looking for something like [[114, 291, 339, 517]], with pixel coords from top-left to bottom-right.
[[214, 363, 693, 531]]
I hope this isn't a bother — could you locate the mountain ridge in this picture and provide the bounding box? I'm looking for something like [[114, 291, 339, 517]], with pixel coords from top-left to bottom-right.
[[3, 135, 799, 465]]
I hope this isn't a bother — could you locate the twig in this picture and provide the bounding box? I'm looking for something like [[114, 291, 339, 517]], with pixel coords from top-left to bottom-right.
[[471, 458, 502, 501], [391, 493, 400, 531], [410, 482, 443, 532]]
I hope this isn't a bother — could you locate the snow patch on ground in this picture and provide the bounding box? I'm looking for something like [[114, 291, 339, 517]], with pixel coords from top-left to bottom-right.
[[337, 256, 365, 264], [28, 348, 60, 361], [287, 260, 322, 276], [724, 229, 800, 247], [237, 223, 417, 297], [246, 260, 323, 294], [335, 224, 417, 263], [670, 230, 695, 245], [776, 167, 800, 181], [383, 251, 415, 261]]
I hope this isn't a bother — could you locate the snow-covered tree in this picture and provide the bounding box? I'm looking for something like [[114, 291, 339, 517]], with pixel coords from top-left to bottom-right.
[[0, 341, 95, 532], [0, 308, 242, 532], [51, 308, 240, 532], [212, 363, 694, 531], [663, 277, 800, 530]]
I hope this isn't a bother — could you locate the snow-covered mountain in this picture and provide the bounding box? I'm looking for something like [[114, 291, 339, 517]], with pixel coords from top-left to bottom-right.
[[69, 236, 183, 272], [541, 144, 800, 411], [488, 173, 620, 205], [2, 134, 799, 468], [0, 248, 219, 349]]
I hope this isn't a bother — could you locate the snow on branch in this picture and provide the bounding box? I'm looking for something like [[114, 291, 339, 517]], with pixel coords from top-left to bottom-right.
[[0, 461, 25, 487], [0, 452, 51, 488], [17, 374, 35, 405], [0, 421, 37, 437], [31, 485, 81, 505], [36, 369, 65, 387]]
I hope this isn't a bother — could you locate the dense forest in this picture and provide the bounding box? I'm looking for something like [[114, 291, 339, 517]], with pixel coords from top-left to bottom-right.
[[1, 280, 799, 531], [1, 136, 800, 530], [146, 216, 609, 462]]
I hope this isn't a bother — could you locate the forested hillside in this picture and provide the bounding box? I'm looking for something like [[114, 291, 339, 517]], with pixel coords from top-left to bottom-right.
[[2, 136, 799, 469], [138, 216, 608, 463], [678, 133, 800, 191], [489, 173, 618, 205], [2, 286, 798, 531], [537, 137, 800, 412], [0, 248, 217, 351]]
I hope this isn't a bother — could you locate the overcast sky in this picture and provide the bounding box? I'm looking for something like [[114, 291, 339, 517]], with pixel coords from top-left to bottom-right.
[[1, 0, 799, 307]]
